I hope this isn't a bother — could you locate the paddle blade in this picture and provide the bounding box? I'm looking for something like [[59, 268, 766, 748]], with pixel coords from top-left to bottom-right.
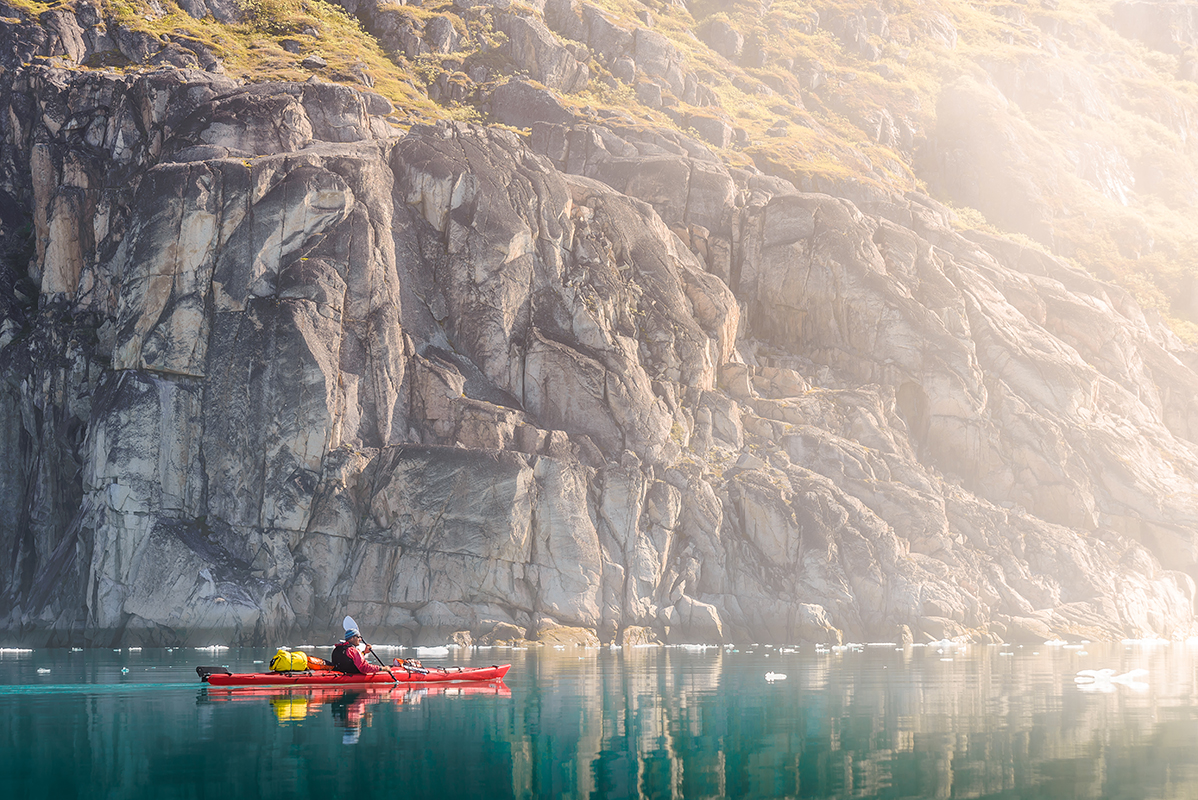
[[343, 615, 357, 634]]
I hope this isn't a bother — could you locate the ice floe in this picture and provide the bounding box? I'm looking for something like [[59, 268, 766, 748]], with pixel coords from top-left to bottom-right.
[[1075, 668, 1149, 693], [414, 646, 450, 657]]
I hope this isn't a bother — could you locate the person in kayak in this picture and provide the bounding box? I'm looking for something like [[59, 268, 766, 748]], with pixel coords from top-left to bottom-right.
[[331, 628, 387, 675]]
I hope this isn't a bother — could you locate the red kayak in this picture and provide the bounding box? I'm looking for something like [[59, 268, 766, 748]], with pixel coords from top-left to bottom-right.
[[198, 663, 511, 687], [203, 680, 511, 700]]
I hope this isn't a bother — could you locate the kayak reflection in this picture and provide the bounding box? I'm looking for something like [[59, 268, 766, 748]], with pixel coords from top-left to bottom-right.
[[201, 680, 511, 742]]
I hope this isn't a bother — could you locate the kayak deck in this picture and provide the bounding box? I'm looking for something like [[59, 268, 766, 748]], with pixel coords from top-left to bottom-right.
[[199, 663, 511, 687]]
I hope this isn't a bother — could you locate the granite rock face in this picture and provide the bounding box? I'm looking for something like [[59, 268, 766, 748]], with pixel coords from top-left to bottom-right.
[[2, 2, 1198, 646]]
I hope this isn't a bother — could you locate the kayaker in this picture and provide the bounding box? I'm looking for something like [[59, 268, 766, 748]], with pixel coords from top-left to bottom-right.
[[331, 627, 386, 675]]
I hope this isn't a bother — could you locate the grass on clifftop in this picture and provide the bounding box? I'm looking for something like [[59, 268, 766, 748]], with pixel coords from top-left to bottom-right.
[[620, 0, 1198, 341], [4, 0, 440, 120], [9, 0, 1198, 340]]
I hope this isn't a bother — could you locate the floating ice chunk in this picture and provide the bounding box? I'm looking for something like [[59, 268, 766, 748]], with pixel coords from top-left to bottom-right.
[[1044, 639, 1067, 646], [765, 672, 786, 682], [1063, 644, 1084, 650], [36, 668, 50, 674], [1075, 668, 1148, 693], [867, 642, 898, 647], [414, 646, 450, 657], [194, 645, 229, 652], [120, 668, 129, 674], [0, 648, 32, 654]]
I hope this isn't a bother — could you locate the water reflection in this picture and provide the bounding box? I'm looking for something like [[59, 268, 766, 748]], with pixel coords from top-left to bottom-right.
[[503, 643, 1198, 799], [4, 644, 1198, 798], [200, 681, 512, 744]]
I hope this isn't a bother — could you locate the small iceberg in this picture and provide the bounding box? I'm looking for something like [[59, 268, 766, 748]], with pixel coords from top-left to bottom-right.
[[765, 672, 786, 682], [1075, 668, 1149, 693], [36, 668, 50, 674], [414, 646, 450, 657]]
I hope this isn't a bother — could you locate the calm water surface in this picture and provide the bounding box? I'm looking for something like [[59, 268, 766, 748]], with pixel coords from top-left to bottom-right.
[[1, 641, 1197, 799]]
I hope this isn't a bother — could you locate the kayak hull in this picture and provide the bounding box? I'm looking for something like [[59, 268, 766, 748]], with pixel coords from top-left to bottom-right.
[[203, 663, 510, 687], [203, 680, 511, 699]]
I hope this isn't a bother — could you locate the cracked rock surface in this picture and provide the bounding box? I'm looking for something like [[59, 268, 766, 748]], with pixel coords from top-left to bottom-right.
[[2, 3, 1198, 647]]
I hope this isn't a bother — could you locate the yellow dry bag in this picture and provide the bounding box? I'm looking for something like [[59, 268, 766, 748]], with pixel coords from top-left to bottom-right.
[[269, 648, 309, 672]]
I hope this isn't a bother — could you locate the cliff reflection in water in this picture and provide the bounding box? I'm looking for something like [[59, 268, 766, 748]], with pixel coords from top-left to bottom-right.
[[4, 644, 1198, 798], [509, 643, 1198, 799]]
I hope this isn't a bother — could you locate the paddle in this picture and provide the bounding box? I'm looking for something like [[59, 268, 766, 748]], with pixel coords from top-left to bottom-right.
[[343, 615, 398, 683]]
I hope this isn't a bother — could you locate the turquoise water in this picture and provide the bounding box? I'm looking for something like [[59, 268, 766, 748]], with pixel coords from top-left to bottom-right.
[[1, 641, 1197, 799]]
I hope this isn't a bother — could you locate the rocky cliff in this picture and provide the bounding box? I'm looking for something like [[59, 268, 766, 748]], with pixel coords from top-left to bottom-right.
[[2, 0, 1198, 646]]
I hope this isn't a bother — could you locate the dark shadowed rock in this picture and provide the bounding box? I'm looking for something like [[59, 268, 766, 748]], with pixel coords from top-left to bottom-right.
[[490, 79, 576, 128]]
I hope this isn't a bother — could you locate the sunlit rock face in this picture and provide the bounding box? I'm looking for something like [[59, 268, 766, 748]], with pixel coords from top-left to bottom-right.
[[2, 7, 1198, 647]]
